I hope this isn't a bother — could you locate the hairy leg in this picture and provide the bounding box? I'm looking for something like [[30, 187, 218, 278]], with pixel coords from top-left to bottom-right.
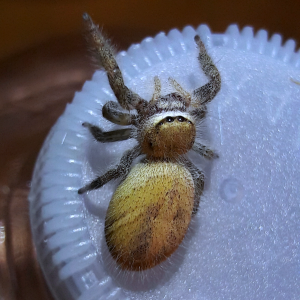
[[78, 145, 141, 194], [168, 77, 191, 106], [82, 122, 133, 143], [192, 141, 218, 159], [102, 101, 138, 126], [83, 13, 148, 112], [181, 157, 205, 215], [149, 76, 161, 105], [190, 106, 206, 122], [193, 35, 221, 106]]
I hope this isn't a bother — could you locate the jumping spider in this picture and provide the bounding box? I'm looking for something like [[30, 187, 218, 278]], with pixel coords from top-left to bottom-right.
[[79, 13, 221, 271]]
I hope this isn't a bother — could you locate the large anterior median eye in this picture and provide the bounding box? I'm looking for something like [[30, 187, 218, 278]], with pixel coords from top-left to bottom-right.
[[177, 116, 185, 122], [166, 116, 174, 122]]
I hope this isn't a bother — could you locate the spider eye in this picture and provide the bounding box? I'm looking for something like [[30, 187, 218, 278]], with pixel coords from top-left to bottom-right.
[[166, 117, 174, 122], [177, 116, 185, 122]]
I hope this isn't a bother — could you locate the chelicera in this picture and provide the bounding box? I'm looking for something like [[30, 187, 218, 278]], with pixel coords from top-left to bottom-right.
[[79, 13, 221, 271]]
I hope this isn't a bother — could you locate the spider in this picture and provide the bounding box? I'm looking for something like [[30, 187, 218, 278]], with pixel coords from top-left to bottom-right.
[[79, 13, 221, 271]]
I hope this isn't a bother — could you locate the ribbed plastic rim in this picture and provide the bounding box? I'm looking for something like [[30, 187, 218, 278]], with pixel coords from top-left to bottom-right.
[[29, 24, 300, 300]]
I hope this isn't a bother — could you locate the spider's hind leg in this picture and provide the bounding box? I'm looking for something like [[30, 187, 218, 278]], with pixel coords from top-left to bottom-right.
[[192, 141, 218, 159], [78, 145, 141, 194]]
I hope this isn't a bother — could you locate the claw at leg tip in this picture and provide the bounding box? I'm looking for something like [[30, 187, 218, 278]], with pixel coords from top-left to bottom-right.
[[82, 12, 90, 20], [78, 187, 86, 194]]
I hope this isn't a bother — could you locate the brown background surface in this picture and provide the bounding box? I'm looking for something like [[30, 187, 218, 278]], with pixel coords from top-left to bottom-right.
[[0, 1, 299, 299]]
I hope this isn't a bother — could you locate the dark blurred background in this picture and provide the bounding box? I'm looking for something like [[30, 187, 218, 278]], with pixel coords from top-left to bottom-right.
[[0, 1, 299, 299]]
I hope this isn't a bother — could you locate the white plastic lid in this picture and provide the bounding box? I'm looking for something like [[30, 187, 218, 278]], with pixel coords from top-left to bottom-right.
[[29, 24, 300, 299]]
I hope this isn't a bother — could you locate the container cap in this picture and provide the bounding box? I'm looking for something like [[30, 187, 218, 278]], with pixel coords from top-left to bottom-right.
[[29, 24, 300, 299]]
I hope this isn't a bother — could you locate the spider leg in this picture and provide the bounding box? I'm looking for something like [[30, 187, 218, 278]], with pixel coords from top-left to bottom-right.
[[168, 77, 191, 105], [181, 157, 205, 215], [192, 35, 221, 107], [192, 141, 218, 159], [102, 101, 138, 126], [82, 122, 133, 143], [149, 76, 161, 105], [78, 145, 141, 194], [83, 13, 148, 113], [190, 106, 207, 121]]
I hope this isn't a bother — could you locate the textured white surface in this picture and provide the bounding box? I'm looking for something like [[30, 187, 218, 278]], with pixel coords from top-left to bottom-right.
[[29, 24, 300, 300]]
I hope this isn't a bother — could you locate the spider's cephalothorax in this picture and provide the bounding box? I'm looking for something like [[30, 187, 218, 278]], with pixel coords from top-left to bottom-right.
[[139, 91, 196, 159], [79, 13, 221, 271]]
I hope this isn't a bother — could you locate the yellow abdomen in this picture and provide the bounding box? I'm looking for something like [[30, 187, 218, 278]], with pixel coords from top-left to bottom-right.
[[105, 161, 194, 271]]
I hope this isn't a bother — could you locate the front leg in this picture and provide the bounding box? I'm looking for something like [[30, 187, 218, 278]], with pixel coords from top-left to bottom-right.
[[83, 122, 133, 143], [83, 13, 148, 113], [192, 35, 221, 106], [78, 145, 141, 194]]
